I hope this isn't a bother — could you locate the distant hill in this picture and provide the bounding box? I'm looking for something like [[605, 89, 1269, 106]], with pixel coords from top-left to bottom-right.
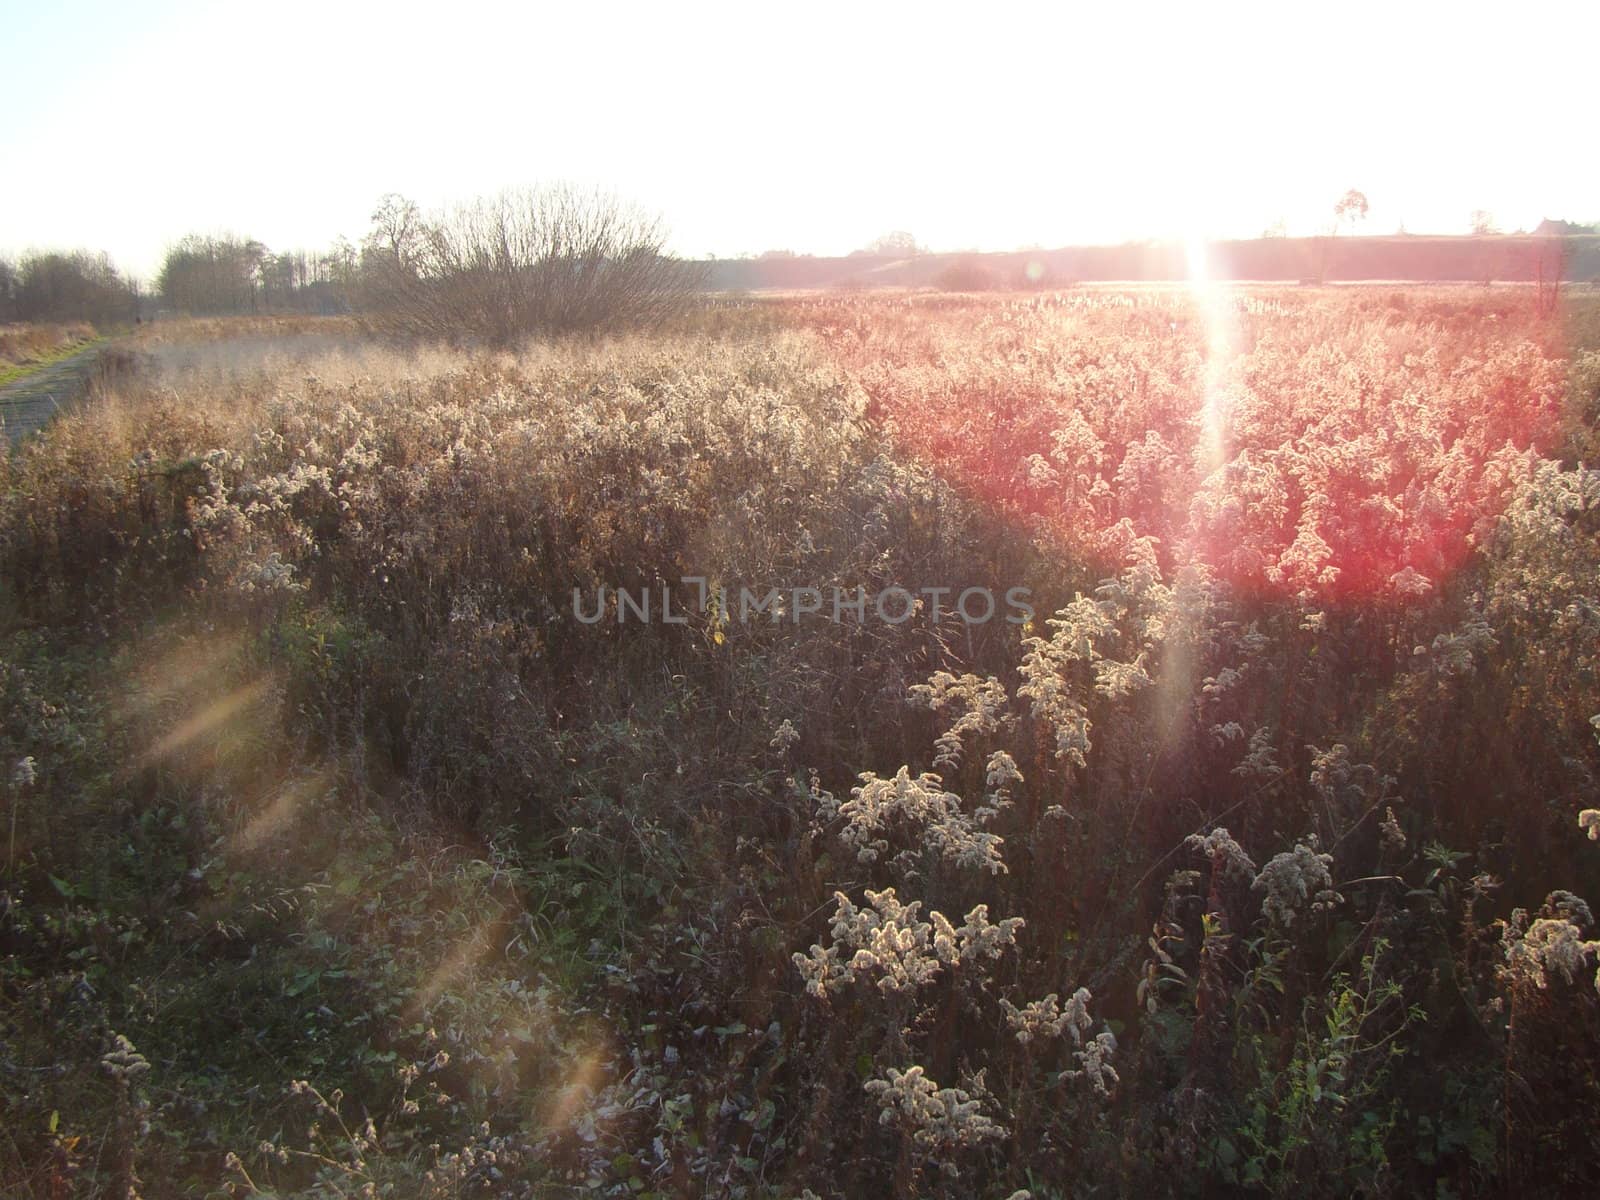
[[699, 234, 1600, 291]]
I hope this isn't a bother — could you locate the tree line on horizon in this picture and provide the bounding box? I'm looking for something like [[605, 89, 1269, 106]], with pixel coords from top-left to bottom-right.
[[0, 250, 141, 327], [5, 190, 1599, 334], [0, 240, 347, 327], [3, 188, 702, 340]]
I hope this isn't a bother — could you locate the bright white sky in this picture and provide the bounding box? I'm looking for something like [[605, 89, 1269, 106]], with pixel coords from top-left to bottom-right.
[[2, 0, 1594, 281]]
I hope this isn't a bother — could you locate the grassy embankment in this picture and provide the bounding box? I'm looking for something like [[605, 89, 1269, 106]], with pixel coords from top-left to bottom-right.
[[0, 323, 107, 387]]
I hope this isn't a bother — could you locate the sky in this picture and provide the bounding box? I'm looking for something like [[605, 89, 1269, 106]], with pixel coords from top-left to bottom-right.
[[2, 0, 1595, 281]]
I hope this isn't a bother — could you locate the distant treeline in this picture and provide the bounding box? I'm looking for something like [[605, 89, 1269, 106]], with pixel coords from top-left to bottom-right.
[[0, 240, 354, 327], [0, 251, 140, 326], [8, 228, 1598, 332], [703, 233, 1600, 291], [154, 235, 355, 317], [5, 189, 693, 333], [1, 238, 359, 327]]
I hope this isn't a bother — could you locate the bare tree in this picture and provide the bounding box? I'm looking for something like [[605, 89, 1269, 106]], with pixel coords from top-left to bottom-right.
[[1334, 189, 1369, 235], [12, 250, 139, 325], [0, 258, 17, 323], [1317, 189, 1370, 283], [1533, 230, 1565, 319], [157, 235, 268, 314], [358, 186, 704, 344], [858, 231, 925, 257]]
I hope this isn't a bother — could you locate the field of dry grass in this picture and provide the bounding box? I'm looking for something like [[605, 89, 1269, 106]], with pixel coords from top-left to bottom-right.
[[2, 291, 1600, 1198]]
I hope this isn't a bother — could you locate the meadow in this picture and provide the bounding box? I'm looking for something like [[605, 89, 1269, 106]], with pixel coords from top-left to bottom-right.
[[3, 286, 1600, 1198]]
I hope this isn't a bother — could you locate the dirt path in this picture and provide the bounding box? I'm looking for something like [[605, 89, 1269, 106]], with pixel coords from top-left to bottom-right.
[[0, 343, 110, 447]]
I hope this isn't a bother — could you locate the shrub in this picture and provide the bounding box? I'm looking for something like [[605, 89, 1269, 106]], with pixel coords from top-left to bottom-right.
[[356, 187, 705, 344], [933, 256, 999, 292]]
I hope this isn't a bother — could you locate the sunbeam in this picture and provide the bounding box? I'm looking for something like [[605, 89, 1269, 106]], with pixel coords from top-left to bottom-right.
[[140, 677, 275, 766], [1184, 235, 1240, 477]]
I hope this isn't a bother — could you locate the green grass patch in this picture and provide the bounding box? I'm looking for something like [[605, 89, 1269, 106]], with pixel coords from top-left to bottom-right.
[[0, 335, 108, 388]]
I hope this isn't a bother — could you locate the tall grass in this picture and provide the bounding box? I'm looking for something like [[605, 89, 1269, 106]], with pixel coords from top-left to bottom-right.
[[2, 292, 1599, 1198]]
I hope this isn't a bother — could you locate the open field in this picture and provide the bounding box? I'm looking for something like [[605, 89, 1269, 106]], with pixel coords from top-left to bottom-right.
[[3, 289, 1600, 1198]]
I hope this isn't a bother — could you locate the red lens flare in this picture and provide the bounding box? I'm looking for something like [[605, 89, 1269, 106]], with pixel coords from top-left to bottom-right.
[[827, 285, 1569, 605]]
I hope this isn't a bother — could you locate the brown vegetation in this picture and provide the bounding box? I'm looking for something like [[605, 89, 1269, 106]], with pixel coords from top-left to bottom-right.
[[2, 288, 1599, 1198]]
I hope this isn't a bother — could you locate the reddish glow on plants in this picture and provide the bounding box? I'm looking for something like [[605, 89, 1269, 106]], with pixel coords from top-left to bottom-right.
[[831, 287, 1568, 604]]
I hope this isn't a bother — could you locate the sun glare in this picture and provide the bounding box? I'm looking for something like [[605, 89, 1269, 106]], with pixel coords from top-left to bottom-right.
[[4, 4, 1599, 1197], [1183, 233, 1239, 476]]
